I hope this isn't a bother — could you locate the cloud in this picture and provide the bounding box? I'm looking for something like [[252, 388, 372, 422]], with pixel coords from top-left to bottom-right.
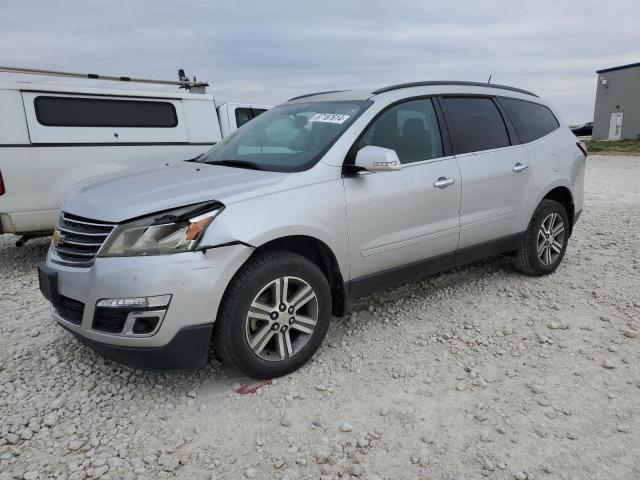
[[1, 0, 638, 123]]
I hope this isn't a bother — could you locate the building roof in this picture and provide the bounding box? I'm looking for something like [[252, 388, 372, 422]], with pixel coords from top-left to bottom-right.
[[596, 62, 640, 74]]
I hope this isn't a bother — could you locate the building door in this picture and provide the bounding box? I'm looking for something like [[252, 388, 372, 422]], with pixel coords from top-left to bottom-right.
[[608, 112, 624, 140]]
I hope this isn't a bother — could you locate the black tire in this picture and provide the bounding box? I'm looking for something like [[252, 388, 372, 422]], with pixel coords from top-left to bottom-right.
[[213, 250, 331, 379], [512, 199, 570, 276]]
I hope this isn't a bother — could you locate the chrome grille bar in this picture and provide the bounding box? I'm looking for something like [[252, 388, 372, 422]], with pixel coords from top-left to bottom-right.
[[51, 213, 117, 267]]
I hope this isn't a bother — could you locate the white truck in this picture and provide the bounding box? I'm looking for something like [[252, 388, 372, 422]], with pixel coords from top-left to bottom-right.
[[0, 66, 269, 243]]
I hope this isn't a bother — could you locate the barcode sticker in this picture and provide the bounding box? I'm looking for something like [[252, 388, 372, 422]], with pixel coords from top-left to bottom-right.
[[309, 113, 351, 124]]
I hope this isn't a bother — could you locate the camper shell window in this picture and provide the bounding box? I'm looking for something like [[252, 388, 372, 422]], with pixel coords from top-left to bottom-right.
[[34, 96, 178, 128]]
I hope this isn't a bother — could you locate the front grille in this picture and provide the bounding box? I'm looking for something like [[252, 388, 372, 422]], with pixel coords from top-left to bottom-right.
[[52, 213, 116, 267], [93, 308, 128, 333], [56, 296, 85, 325]]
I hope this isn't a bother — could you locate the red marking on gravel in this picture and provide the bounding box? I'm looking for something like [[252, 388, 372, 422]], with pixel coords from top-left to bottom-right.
[[235, 380, 272, 395]]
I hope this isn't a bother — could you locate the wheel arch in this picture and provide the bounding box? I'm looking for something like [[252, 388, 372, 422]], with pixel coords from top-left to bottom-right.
[[541, 185, 575, 235], [248, 235, 347, 317]]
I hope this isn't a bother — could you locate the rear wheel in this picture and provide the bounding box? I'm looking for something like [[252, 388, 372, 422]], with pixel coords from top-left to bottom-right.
[[213, 250, 331, 379], [512, 199, 569, 276]]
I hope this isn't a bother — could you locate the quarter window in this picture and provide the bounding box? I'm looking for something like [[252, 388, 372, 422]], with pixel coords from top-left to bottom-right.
[[441, 97, 510, 154], [34, 96, 177, 128], [359, 99, 443, 164], [498, 98, 559, 143]]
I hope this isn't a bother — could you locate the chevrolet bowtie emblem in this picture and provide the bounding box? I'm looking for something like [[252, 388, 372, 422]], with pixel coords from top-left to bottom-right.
[[51, 229, 65, 247]]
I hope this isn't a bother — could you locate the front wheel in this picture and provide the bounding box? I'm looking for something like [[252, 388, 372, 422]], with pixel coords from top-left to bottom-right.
[[512, 199, 570, 276], [213, 250, 331, 379]]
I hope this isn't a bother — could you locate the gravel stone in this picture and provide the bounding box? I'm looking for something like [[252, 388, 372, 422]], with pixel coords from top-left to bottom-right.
[[280, 414, 293, 427], [339, 421, 353, 432], [68, 439, 85, 451], [158, 453, 179, 471]]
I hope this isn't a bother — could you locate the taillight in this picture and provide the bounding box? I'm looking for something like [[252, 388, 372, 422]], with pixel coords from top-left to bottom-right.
[[0, 170, 5, 196], [576, 141, 588, 157]]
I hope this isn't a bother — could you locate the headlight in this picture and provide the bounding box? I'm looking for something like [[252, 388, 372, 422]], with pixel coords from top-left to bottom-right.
[[99, 202, 223, 257]]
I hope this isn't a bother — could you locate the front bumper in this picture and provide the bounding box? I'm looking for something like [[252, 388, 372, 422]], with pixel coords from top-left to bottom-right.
[[41, 243, 253, 369], [61, 322, 214, 370]]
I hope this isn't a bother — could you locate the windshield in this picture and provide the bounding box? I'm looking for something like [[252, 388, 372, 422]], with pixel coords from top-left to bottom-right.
[[198, 100, 371, 172]]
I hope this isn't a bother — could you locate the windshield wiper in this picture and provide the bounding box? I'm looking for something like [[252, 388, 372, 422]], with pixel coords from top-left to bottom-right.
[[205, 159, 264, 171]]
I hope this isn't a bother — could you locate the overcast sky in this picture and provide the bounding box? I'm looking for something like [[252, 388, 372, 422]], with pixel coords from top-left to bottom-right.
[[1, 0, 639, 124]]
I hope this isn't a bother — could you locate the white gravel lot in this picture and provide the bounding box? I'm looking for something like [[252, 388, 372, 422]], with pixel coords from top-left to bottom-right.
[[1, 155, 639, 480]]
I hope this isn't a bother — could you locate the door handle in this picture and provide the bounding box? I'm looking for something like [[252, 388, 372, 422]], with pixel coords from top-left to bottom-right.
[[512, 163, 529, 173], [433, 177, 455, 189]]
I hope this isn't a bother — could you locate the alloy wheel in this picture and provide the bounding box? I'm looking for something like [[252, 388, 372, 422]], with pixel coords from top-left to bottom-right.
[[537, 213, 565, 266], [245, 276, 318, 361]]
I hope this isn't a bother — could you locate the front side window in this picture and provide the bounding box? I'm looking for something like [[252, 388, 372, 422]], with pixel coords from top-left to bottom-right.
[[199, 101, 370, 172], [441, 97, 510, 154], [498, 98, 559, 143], [359, 99, 443, 164], [34, 96, 177, 128]]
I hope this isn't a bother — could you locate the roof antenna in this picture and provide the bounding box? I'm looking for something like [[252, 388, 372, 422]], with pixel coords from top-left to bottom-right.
[[487, 75, 492, 84]]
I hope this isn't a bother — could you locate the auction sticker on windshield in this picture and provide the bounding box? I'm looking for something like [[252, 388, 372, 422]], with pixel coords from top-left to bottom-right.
[[309, 113, 351, 124]]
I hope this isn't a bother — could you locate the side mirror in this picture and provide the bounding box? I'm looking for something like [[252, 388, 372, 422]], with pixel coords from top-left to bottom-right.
[[354, 146, 402, 173]]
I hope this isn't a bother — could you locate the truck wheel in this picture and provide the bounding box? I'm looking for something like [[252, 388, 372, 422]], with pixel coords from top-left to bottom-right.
[[512, 199, 570, 276], [213, 250, 331, 379]]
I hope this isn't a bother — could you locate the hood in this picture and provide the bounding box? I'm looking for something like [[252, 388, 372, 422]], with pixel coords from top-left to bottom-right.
[[62, 162, 287, 222]]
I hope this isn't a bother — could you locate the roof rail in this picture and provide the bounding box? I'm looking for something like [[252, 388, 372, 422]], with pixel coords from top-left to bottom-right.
[[288, 90, 345, 101], [0, 66, 209, 92], [371, 81, 538, 98]]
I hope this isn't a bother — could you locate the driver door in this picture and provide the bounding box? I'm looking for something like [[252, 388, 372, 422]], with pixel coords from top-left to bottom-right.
[[343, 98, 462, 291]]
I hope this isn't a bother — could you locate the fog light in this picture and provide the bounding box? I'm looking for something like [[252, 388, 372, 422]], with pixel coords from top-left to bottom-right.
[[93, 295, 170, 337], [132, 316, 160, 334], [96, 295, 171, 309]]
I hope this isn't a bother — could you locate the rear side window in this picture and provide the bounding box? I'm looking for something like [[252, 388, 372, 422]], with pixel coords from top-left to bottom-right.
[[499, 98, 559, 143], [441, 97, 510, 154], [34, 96, 177, 128], [235, 108, 253, 128], [235, 107, 269, 128], [359, 98, 443, 164]]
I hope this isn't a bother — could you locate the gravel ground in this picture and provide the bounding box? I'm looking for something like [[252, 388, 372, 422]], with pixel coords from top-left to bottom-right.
[[1, 155, 639, 480]]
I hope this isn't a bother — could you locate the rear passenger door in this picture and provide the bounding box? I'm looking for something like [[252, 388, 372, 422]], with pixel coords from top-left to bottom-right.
[[440, 96, 531, 250]]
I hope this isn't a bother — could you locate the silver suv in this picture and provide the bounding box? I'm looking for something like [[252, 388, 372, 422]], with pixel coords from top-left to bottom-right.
[[38, 81, 586, 378]]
